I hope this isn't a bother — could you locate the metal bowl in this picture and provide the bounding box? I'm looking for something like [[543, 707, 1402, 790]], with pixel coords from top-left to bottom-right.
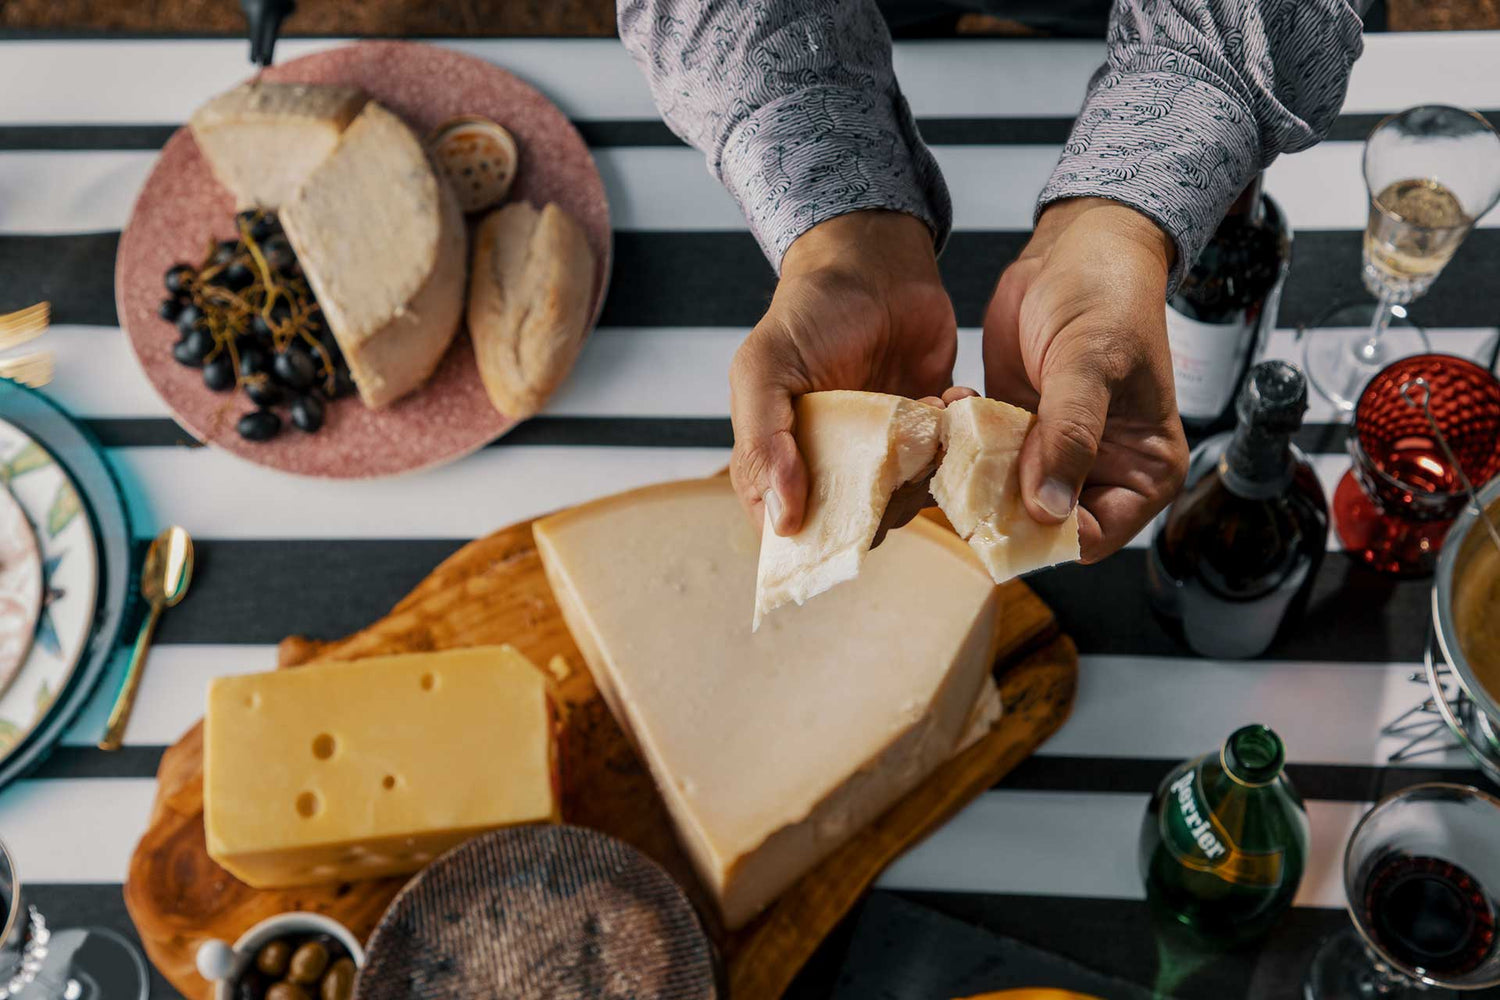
[[1432, 475, 1500, 725]]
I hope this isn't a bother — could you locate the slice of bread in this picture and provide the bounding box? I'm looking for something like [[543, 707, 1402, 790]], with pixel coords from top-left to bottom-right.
[[467, 202, 595, 419], [753, 391, 942, 629], [931, 396, 1080, 582]]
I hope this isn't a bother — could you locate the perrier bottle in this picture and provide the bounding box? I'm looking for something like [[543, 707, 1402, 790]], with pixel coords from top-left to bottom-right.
[[1138, 723, 1308, 946]]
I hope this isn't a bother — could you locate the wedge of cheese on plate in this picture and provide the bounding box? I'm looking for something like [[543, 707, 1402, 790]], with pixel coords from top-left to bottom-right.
[[931, 396, 1081, 582], [534, 477, 1000, 929], [189, 81, 368, 209], [204, 645, 559, 889], [754, 391, 941, 628], [281, 102, 467, 409]]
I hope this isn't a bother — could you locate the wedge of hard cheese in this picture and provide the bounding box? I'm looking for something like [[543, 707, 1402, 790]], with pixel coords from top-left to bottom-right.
[[931, 396, 1080, 582], [754, 391, 941, 628], [204, 646, 559, 889], [190, 81, 368, 209], [281, 102, 467, 409], [534, 477, 1000, 929]]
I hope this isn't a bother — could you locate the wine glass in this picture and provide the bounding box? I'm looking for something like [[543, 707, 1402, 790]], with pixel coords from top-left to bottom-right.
[[1303, 106, 1500, 411], [0, 836, 148, 999], [1304, 783, 1500, 998]]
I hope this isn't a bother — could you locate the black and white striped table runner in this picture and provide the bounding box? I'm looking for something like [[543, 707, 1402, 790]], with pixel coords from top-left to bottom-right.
[[1, 33, 1498, 999]]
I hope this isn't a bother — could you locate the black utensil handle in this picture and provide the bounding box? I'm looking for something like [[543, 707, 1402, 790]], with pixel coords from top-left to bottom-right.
[[241, 0, 297, 67]]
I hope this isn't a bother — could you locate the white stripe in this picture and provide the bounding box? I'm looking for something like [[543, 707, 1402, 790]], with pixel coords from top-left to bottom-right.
[[61, 645, 277, 747], [0, 778, 156, 882], [7, 141, 1499, 235], [2, 35, 1500, 126], [879, 789, 1362, 908], [0, 778, 1365, 897], [119, 445, 728, 540], [1048, 655, 1471, 768], [49, 324, 1494, 424]]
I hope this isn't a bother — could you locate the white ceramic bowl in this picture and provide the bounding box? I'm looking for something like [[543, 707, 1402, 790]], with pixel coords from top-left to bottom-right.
[[195, 912, 365, 999]]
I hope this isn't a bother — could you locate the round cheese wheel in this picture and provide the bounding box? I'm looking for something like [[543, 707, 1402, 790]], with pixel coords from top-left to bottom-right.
[[355, 825, 720, 999]]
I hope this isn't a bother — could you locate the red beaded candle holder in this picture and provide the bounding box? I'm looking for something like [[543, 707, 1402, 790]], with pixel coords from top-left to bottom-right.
[[1334, 353, 1500, 575]]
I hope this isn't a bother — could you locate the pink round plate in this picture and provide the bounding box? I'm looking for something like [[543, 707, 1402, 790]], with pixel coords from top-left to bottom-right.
[[116, 41, 612, 479]]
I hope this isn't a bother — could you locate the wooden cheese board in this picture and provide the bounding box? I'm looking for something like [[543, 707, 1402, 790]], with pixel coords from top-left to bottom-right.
[[124, 506, 1078, 1000]]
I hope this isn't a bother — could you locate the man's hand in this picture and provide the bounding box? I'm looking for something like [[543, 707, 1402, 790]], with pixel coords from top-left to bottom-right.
[[730, 210, 958, 536], [984, 198, 1190, 562]]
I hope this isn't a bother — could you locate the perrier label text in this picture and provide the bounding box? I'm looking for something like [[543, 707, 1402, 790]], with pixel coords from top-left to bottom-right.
[[1160, 766, 1283, 887], [1171, 772, 1226, 859]]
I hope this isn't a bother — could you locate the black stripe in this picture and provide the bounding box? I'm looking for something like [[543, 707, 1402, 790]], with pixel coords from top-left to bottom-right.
[[6, 109, 1496, 151], [887, 890, 1353, 1000], [1029, 546, 1433, 663], [81, 416, 736, 450], [70, 415, 1356, 455], [16, 229, 1499, 331], [1000, 755, 1488, 803], [31, 744, 165, 779], [41, 735, 1486, 801], [122, 535, 1428, 656]]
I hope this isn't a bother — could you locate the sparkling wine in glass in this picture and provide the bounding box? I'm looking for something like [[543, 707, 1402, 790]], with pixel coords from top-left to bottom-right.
[[1303, 106, 1500, 412]]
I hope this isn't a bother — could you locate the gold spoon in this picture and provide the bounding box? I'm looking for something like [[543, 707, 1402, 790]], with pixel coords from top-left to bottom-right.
[[98, 526, 194, 751]]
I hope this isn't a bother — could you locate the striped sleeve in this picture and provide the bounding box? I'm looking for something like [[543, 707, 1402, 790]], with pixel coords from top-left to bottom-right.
[[617, 0, 952, 271], [1038, 0, 1365, 290]]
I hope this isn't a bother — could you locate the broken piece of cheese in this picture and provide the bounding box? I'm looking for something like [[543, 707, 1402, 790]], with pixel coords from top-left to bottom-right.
[[189, 81, 368, 209], [754, 391, 941, 628], [281, 102, 467, 409], [534, 478, 1000, 929], [931, 395, 1080, 582], [204, 645, 559, 889]]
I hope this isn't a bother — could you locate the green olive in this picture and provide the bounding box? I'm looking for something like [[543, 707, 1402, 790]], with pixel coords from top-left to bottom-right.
[[266, 983, 311, 1000], [287, 941, 330, 985], [255, 939, 292, 978], [320, 958, 356, 1000]]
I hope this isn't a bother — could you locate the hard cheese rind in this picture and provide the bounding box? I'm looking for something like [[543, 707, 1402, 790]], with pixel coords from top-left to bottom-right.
[[189, 81, 368, 210], [204, 645, 559, 889], [753, 391, 941, 628], [930, 395, 1080, 582], [280, 101, 467, 409], [535, 477, 1000, 929]]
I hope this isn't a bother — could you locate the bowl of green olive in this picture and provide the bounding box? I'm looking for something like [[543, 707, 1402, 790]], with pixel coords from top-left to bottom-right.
[[196, 912, 364, 1000]]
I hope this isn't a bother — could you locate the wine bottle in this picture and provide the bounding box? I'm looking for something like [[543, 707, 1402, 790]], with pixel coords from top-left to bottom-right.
[[1147, 361, 1329, 659], [1139, 724, 1309, 947], [1167, 175, 1292, 436]]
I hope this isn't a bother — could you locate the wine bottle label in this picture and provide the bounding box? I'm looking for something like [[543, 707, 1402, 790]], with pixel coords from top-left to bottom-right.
[[1160, 769, 1284, 887], [1165, 307, 1256, 422]]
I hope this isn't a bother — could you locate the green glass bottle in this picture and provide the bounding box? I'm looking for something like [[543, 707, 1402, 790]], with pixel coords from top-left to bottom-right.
[[1138, 724, 1309, 946]]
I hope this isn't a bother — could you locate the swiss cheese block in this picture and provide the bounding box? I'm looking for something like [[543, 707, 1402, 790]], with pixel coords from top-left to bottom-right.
[[534, 477, 1000, 929], [930, 396, 1080, 582], [189, 81, 367, 209], [280, 102, 467, 409], [204, 645, 559, 889], [754, 391, 942, 628]]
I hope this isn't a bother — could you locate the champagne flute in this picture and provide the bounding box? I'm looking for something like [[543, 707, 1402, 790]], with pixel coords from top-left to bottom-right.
[[1303, 106, 1500, 411]]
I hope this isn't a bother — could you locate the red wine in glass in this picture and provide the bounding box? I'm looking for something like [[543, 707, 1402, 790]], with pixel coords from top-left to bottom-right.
[[1363, 853, 1497, 976]]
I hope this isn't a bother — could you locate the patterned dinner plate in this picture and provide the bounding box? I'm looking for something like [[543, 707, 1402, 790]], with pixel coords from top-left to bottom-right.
[[0, 481, 42, 697], [0, 417, 100, 760]]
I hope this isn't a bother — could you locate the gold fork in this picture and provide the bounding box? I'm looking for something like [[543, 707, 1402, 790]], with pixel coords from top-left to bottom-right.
[[0, 353, 54, 388], [0, 302, 50, 353]]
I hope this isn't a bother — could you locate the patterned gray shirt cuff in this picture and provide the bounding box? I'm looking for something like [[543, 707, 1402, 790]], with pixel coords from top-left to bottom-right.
[[1037, 71, 1261, 292], [719, 86, 952, 271]]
